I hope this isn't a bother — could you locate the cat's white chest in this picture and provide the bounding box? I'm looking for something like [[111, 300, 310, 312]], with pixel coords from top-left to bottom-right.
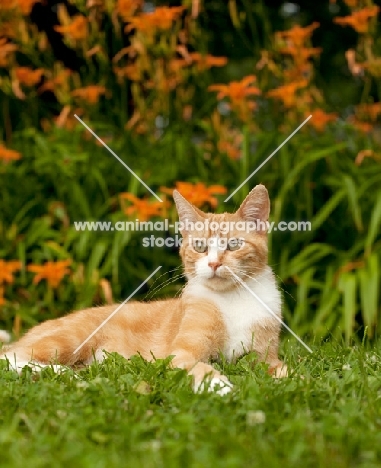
[[185, 267, 281, 361]]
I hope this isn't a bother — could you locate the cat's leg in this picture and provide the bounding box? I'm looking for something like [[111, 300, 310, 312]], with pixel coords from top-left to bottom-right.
[[170, 299, 232, 396], [0, 312, 106, 374], [250, 320, 288, 378], [0, 336, 81, 374], [0, 343, 70, 374]]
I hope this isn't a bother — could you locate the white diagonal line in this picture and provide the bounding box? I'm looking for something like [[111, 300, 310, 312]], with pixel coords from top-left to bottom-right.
[[226, 267, 313, 353], [224, 115, 312, 202], [74, 114, 163, 202], [73, 266, 162, 355]]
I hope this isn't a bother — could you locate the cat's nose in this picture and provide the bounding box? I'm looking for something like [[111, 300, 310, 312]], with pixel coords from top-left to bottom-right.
[[208, 261, 221, 271]]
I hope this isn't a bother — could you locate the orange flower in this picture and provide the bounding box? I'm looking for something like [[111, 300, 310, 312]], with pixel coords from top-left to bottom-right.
[[279, 47, 322, 62], [208, 75, 260, 103], [117, 0, 142, 21], [120, 193, 168, 221], [17, 0, 40, 15], [71, 85, 108, 104], [15, 67, 44, 86], [168, 58, 189, 73], [218, 140, 242, 160], [160, 182, 227, 209], [188, 53, 228, 71], [0, 0, 17, 10], [275, 22, 319, 48], [267, 80, 308, 107], [0, 21, 19, 39], [356, 102, 381, 121], [0, 258, 21, 306], [125, 6, 185, 33], [308, 109, 338, 131], [0, 260, 22, 285], [0, 39, 18, 67], [0, 144, 21, 162], [27, 260, 71, 288], [55, 15, 88, 41], [343, 0, 359, 6], [38, 69, 71, 93], [114, 64, 141, 81], [348, 116, 373, 133], [334, 6, 379, 33], [217, 129, 243, 160], [208, 76, 260, 121]]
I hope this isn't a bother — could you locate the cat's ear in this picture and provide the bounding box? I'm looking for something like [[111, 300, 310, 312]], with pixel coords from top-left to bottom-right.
[[173, 190, 205, 234], [237, 184, 270, 233]]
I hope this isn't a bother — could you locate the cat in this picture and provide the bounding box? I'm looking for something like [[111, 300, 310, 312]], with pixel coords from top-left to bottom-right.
[[0, 184, 287, 395]]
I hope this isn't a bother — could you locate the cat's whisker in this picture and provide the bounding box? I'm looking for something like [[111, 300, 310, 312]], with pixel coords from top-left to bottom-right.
[[145, 273, 187, 299], [144, 266, 183, 299], [175, 284, 187, 298], [230, 267, 295, 302]]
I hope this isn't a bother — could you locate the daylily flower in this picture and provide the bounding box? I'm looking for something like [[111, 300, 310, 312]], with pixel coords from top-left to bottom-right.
[[0, 144, 21, 162], [71, 85, 108, 104], [208, 76, 260, 103], [160, 182, 227, 209], [188, 53, 228, 71], [208, 75, 260, 121], [334, 6, 380, 33], [38, 69, 71, 93], [0, 260, 21, 307], [27, 260, 71, 289], [15, 67, 44, 86], [55, 15, 88, 41], [17, 0, 40, 15], [343, 0, 359, 6], [267, 80, 308, 107], [120, 193, 168, 221], [125, 6, 185, 33], [348, 116, 373, 133], [275, 22, 319, 48], [117, 0, 142, 22], [218, 138, 242, 160], [0, 260, 22, 285], [356, 102, 381, 121], [0, 37, 17, 67], [308, 109, 338, 131], [278, 47, 322, 62]]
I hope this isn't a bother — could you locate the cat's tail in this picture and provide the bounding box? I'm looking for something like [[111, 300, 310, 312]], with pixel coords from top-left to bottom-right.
[[0, 330, 11, 344]]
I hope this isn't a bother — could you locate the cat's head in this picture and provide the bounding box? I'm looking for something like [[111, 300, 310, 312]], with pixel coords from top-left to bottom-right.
[[173, 185, 270, 291]]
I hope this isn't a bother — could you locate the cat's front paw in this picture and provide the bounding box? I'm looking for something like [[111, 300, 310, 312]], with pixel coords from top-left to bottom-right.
[[194, 375, 233, 396], [269, 361, 288, 378]]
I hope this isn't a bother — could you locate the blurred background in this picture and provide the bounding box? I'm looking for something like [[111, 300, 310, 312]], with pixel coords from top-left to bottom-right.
[[0, 0, 380, 342]]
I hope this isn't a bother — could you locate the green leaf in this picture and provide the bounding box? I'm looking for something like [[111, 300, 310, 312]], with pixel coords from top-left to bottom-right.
[[337, 272, 357, 343]]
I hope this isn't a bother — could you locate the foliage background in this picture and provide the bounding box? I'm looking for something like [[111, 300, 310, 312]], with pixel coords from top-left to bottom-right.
[[1, 0, 381, 342]]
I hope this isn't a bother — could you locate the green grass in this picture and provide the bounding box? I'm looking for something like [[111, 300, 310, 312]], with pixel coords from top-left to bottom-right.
[[1, 339, 381, 468]]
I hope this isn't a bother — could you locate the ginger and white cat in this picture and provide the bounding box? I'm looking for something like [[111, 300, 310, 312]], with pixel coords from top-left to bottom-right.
[[0, 185, 287, 395]]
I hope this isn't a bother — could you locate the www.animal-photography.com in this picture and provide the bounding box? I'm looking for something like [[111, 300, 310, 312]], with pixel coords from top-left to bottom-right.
[[1, 1, 381, 467]]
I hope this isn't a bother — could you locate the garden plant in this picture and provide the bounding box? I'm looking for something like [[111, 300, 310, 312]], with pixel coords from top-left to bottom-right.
[[1, 0, 381, 466]]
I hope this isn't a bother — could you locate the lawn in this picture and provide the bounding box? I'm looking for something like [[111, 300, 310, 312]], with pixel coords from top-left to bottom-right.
[[1, 339, 381, 468]]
